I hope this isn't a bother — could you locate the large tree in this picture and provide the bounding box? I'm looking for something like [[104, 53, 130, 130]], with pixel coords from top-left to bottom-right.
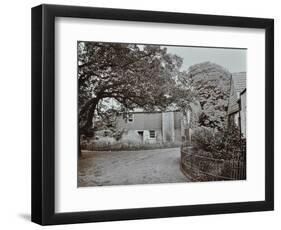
[[78, 42, 190, 143], [187, 62, 231, 130]]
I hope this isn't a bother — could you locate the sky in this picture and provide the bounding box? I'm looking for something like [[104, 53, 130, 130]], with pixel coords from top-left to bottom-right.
[[165, 46, 247, 73]]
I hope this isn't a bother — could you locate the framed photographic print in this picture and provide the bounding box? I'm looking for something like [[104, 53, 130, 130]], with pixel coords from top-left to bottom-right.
[[31, 4, 274, 225]]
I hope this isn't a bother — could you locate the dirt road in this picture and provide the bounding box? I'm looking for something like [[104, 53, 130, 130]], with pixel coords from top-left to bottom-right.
[[78, 147, 189, 187]]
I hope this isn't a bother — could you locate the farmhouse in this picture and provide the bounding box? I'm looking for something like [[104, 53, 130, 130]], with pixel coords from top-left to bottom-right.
[[116, 111, 184, 145], [227, 72, 246, 137]]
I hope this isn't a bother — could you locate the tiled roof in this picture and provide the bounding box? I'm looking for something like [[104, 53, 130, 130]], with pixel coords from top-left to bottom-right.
[[227, 72, 246, 115], [232, 72, 246, 94]]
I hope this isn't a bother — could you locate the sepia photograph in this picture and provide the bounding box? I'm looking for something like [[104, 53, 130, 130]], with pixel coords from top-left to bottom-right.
[[78, 41, 246, 187]]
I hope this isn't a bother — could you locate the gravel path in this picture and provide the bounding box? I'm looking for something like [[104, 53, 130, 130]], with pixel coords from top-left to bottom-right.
[[78, 147, 189, 187]]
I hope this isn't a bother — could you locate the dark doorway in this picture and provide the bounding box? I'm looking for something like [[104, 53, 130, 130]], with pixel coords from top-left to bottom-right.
[[137, 131, 144, 142]]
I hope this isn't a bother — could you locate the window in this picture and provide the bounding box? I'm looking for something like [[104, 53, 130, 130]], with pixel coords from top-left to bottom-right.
[[234, 113, 239, 127], [149, 130, 156, 139], [229, 113, 240, 129], [236, 92, 241, 99], [128, 113, 134, 122]]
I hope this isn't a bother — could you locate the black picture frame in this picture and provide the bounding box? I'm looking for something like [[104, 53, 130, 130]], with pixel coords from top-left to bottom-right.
[[31, 4, 274, 225]]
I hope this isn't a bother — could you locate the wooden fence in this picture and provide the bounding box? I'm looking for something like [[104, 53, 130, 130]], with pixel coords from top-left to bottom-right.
[[180, 147, 246, 181]]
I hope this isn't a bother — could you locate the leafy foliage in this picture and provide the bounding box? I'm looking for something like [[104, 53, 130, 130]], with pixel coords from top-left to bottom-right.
[[192, 125, 244, 160], [187, 62, 231, 130]]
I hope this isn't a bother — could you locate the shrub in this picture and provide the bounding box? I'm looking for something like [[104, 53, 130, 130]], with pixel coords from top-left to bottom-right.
[[191, 127, 215, 152], [113, 129, 125, 141], [192, 125, 244, 160]]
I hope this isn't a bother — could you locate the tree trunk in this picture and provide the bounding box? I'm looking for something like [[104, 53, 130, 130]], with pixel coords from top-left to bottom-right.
[[78, 97, 99, 158], [78, 129, 82, 158], [79, 142, 82, 158]]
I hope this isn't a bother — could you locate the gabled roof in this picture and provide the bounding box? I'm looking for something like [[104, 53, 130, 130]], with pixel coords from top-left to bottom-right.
[[227, 72, 246, 115]]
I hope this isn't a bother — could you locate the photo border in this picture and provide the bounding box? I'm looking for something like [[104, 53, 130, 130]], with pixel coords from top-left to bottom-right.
[[31, 4, 274, 225]]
